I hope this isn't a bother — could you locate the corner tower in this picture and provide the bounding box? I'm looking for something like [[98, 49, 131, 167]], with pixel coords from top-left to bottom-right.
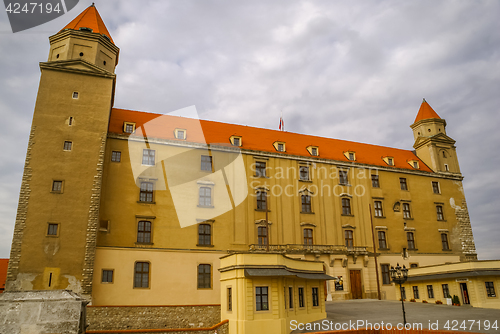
[[410, 99, 460, 174], [6, 5, 119, 298]]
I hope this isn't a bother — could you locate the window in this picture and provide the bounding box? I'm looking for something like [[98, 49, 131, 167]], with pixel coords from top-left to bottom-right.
[[227, 287, 232, 311], [288, 287, 294, 308], [256, 287, 269, 311], [381, 264, 390, 284], [432, 181, 440, 194], [201, 155, 212, 171], [176, 129, 186, 140], [387, 157, 394, 166], [111, 151, 121, 162], [444, 164, 449, 171], [412, 286, 419, 299], [345, 230, 354, 248], [441, 233, 449, 250], [311, 147, 318, 156], [198, 224, 211, 246], [312, 287, 319, 307], [407, 232, 415, 250], [374, 201, 383, 217], [52, 180, 63, 192], [257, 226, 268, 246], [139, 182, 153, 202], [485, 282, 496, 297], [142, 149, 155, 165], [403, 203, 411, 218], [277, 143, 284, 152], [68, 116, 73, 125], [400, 287, 406, 300], [400, 178, 408, 190], [299, 166, 310, 181], [303, 228, 313, 245], [378, 231, 387, 249], [233, 137, 240, 146], [124, 123, 135, 133], [348, 152, 355, 161], [436, 205, 444, 221], [134, 262, 149, 288], [198, 264, 211, 289], [341, 198, 351, 215], [102, 270, 113, 283], [410, 263, 418, 268], [442, 284, 450, 298], [72, 92, 79, 99], [413, 161, 418, 169], [301, 195, 311, 213], [255, 161, 266, 177], [199, 187, 212, 207], [298, 287, 305, 307], [256, 190, 267, 210], [339, 170, 348, 185], [371, 175, 380, 188], [99, 220, 109, 232], [137, 221, 152, 243], [47, 223, 58, 236], [427, 285, 434, 299], [63, 141, 72, 151]]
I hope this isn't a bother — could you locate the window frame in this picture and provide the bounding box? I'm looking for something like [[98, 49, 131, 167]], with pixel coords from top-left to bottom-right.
[[441, 233, 450, 250], [288, 286, 294, 309], [432, 181, 440, 194], [197, 263, 212, 289], [407, 232, 415, 250], [63, 141, 73, 151], [256, 190, 267, 211], [139, 181, 154, 203], [303, 228, 313, 245], [142, 149, 155, 166], [341, 197, 351, 215], [51, 180, 64, 193], [312, 287, 319, 307], [339, 170, 348, 185], [381, 264, 391, 285], [133, 261, 150, 289], [442, 284, 450, 298], [175, 128, 187, 140], [400, 178, 408, 191], [427, 285, 434, 299], [257, 226, 268, 246], [198, 187, 212, 207], [201, 155, 213, 171], [198, 223, 212, 247], [485, 282, 496, 298], [255, 286, 269, 311], [374, 200, 383, 217], [72, 91, 79, 99], [123, 122, 136, 134], [298, 287, 305, 308], [137, 220, 152, 244], [344, 230, 354, 248], [111, 151, 121, 162], [299, 165, 310, 181], [227, 287, 233, 311], [301, 194, 312, 213], [46, 223, 59, 237], [101, 269, 114, 283], [255, 161, 267, 177], [378, 231, 387, 249], [413, 286, 420, 299], [403, 202, 411, 219], [371, 175, 380, 188], [436, 205, 444, 221]]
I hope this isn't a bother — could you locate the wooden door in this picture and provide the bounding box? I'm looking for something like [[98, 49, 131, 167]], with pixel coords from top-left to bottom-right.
[[350, 270, 362, 299]]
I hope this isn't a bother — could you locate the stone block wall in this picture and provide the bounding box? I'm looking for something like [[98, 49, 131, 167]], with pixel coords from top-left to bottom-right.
[[87, 304, 221, 331]]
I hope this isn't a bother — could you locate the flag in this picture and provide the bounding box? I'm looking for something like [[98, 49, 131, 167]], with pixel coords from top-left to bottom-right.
[[279, 112, 284, 131]]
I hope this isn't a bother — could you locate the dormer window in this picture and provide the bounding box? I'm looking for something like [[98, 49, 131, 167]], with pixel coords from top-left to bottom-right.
[[408, 160, 419, 169], [175, 129, 186, 140], [79, 27, 93, 32], [306, 146, 319, 156], [344, 151, 356, 161], [230, 135, 242, 147], [382, 157, 394, 166], [273, 141, 286, 152], [123, 122, 136, 134]]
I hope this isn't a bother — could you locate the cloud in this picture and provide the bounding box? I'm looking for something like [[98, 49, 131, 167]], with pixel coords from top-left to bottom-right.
[[0, 0, 499, 259]]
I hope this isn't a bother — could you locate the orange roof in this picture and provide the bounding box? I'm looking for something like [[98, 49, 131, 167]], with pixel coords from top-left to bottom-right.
[[414, 99, 441, 123], [60, 4, 114, 44], [0, 259, 8, 292], [109, 108, 433, 173]]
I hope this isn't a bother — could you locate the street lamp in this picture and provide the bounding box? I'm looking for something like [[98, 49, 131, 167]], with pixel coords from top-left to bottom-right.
[[390, 263, 408, 325]]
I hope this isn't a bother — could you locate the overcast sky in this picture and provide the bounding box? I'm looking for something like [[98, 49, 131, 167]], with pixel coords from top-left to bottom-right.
[[0, 0, 499, 259]]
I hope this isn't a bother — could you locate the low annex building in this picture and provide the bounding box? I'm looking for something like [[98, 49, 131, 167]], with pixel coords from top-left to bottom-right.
[[2, 4, 491, 334]]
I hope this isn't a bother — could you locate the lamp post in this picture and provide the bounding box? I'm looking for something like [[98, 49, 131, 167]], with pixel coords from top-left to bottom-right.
[[390, 263, 408, 326]]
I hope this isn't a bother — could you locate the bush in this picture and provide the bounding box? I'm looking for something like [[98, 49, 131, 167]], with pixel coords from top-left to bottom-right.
[[422, 300, 428, 303], [435, 300, 443, 304], [452, 295, 461, 306], [410, 298, 416, 302]]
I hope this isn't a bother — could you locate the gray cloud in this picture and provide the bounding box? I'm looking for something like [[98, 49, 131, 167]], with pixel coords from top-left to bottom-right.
[[0, 0, 499, 259]]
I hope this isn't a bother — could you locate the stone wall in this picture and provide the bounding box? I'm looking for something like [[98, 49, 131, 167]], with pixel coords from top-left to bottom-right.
[[87, 305, 221, 331], [5, 126, 35, 290], [454, 199, 478, 261], [82, 133, 107, 296], [86, 320, 229, 334]]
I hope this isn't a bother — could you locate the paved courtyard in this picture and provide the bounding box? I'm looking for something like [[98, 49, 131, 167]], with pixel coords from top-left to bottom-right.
[[291, 300, 499, 333]]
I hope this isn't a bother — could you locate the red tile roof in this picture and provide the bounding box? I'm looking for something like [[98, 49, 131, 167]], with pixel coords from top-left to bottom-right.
[[0, 259, 8, 292], [60, 4, 114, 44], [414, 99, 441, 123], [109, 108, 433, 173]]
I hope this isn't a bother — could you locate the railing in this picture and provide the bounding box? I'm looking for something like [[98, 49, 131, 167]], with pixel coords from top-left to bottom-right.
[[248, 244, 367, 255]]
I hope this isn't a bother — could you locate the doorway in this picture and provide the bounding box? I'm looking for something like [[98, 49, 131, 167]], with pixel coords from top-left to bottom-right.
[[350, 270, 362, 299], [460, 283, 470, 305]]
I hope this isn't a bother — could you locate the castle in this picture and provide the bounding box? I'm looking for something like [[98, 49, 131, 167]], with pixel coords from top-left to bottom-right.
[[5, 4, 496, 334]]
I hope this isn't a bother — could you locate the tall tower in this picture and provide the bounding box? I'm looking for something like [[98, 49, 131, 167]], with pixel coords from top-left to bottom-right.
[[410, 99, 460, 174], [6, 5, 119, 297]]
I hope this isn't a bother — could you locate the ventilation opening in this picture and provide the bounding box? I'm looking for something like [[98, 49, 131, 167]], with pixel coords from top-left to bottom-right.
[[79, 27, 93, 32], [48, 273, 53, 287], [103, 61, 107, 65], [79, 52, 84, 57], [56, 54, 59, 59], [69, 117, 73, 126]]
